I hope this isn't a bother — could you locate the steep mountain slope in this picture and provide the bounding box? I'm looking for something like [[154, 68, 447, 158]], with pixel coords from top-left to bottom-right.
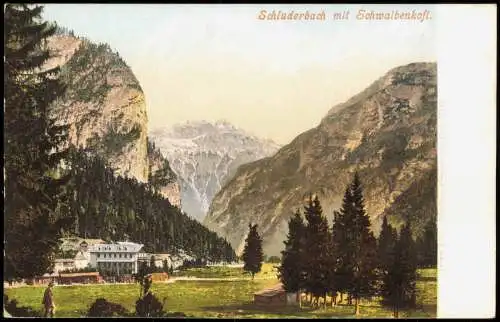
[[204, 62, 437, 256], [45, 34, 179, 204], [147, 140, 181, 207], [149, 120, 281, 221]]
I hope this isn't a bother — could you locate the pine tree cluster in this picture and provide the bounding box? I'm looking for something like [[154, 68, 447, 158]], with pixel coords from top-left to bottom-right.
[[278, 172, 435, 316]]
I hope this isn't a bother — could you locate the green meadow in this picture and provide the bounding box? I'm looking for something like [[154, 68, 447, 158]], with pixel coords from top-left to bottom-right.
[[4, 265, 436, 318], [172, 262, 278, 279]]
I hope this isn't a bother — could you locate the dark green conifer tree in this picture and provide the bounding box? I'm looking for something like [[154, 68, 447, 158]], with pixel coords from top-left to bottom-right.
[[377, 216, 398, 277], [381, 222, 418, 318], [4, 3, 73, 280], [242, 224, 264, 279], [416, 219, 437, 268], [335, 173, 378, 315], [302, 195, 332, 308], [332, 186, 354, 305], [278, 209, 306, 306], [328, 210, 343, 306], [349, 173, 378, 315], [150, 256, 157, 273]]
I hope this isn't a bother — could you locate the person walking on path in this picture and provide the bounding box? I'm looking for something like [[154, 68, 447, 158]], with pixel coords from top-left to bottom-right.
[[42, 281, 56, 317]]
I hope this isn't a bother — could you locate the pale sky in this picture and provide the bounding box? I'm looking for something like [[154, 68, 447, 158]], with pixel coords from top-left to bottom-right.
[[42, 4, 436, 144]]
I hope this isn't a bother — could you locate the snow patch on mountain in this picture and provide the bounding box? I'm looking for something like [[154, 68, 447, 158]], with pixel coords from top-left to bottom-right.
[[149, 120, 281, 222]]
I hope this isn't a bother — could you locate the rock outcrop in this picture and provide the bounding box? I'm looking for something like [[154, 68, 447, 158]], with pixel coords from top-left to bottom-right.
[[46, 34, 181, 205], [147, 140, 181, 207]]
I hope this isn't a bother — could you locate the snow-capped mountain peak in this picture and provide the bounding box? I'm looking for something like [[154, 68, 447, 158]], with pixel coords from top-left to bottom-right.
[[149, 120, 281, 222]]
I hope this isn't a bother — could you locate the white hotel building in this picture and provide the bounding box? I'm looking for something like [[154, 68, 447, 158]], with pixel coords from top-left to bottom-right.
[[88, 242, 146, 275]]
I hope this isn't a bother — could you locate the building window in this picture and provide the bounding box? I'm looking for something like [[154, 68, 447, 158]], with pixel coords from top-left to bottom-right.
[[97, 254, 100, 258], [119, 254, 122, 258], [114, 253, 117, 258]]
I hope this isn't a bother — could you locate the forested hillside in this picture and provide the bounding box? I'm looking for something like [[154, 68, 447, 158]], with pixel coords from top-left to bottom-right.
[[58, 147, 236, 262]]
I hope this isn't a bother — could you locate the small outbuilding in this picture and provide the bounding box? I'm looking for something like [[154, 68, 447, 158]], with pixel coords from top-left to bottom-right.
[[254, 283, 301, 307], [58, 272, 103, 285], [28, 273, 58, 286], [253, 283, 286, 307]]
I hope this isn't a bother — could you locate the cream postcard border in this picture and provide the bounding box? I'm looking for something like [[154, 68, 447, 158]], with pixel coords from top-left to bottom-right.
[[436, 4, 496, 318]]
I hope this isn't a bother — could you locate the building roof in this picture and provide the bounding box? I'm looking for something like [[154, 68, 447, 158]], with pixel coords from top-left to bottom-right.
[[59, 272, 100, 278], [89, 242, 143, 253], [153, 253, 171, 260], [43, 273, 59, 277], [254, 283, 285, 297], [84, 239, 106, 245], [74, 251, 90, 260], [60, 238, 105, 251], [54, 258, 75, 263]]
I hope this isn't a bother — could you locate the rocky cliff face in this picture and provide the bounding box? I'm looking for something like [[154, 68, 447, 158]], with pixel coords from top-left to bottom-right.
[[204, 62, 437, 256], [46, 35, 181, 205], [47, 35, 149, 182], [147, 140, 181, 207], [149, 120, 281, 221]]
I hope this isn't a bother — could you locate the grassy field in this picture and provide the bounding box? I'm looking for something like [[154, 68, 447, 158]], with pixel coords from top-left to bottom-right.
[[4, 264, 436, 318], [172, 262, 278, 279]]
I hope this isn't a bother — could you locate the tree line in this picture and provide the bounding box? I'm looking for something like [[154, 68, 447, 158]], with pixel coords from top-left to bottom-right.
[[278, 173, 437, 317], [3, 4, 236, 281], [59, 146, 236, 264]]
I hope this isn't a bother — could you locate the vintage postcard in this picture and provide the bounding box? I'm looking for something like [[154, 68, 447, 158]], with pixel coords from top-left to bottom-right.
[[3, 3, 495, 319]]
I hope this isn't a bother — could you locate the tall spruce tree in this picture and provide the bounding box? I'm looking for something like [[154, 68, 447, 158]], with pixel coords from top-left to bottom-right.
[[4, 4, 72, 280], [328, 210, 343, 306], [278, 209, 306, 305], [337, 173, 378, 315], [377, 216, 398, 277], [242, 223, 264, 279], [149, 256, 157, 273], [399, 222, 417, 309], [416, 219, 437, 268], [350, 173, 378, 315], [381, 223, 418, 318], [332, 187, 354, 305], [302, 195, 332, 308]]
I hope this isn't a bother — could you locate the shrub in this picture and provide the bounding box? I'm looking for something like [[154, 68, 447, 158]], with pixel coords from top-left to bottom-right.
[[179, 258, 207, 270], [133, 270, 167, 317], [87, 298, 128, 317], [135, 291, 166, 317], [4, 294, 41, 317]]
